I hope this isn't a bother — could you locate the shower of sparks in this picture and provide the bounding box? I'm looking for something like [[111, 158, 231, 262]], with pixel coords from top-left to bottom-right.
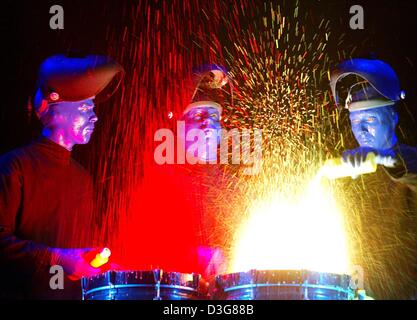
[[91, 0, 354, 274], [200, 1, 355, 275], [78, 0, 417, 299]]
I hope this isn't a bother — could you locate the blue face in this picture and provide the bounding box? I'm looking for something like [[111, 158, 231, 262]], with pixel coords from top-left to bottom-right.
[[183, 106, 221, 161], [184, 107, 221, 130], [349, 106, 397, 150], [47, 99, 98, 145]]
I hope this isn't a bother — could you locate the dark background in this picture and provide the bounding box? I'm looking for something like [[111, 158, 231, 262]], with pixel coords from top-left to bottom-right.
[[1, 0, 417, 156]]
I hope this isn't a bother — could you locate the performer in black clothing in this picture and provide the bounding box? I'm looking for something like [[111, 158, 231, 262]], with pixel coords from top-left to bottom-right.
[[330, 58, 417, 187], [0, 54, 124, 299], [330, 58, 417, 299]]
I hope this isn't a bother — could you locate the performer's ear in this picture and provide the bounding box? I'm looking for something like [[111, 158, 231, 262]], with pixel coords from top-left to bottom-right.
[[36, 100, 48, 119], [36, 99, 49, 119], [32, 88, 50, 120]]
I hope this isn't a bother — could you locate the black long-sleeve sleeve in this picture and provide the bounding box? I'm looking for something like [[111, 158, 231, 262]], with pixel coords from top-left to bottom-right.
[[0, 152, 54, 298], [0, 138, 95, 299]]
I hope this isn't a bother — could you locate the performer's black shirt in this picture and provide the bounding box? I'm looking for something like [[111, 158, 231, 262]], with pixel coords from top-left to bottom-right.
[[0, 136, 94, 299]]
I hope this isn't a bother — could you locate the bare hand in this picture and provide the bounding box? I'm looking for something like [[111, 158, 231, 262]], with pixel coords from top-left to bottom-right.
[[342, 147, 378, 168]]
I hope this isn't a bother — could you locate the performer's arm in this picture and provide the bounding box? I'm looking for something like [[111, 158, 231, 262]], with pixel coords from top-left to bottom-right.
[[0, 155, 102, 282], [0, 154, 54, 280], [384, 147, 417, 193]]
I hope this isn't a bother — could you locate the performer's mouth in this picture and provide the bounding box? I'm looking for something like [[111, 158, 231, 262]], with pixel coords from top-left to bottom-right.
[[84, 127, 95, 134], [358, 134, 373, 144], [361, 139, 372, 145]]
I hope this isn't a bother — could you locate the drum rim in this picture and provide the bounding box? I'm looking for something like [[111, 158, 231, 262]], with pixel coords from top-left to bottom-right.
[[215, 269, 352, 290], [221, 283, 352, 295], [83, 283, 200, 296], [82, 270, 202, 292]]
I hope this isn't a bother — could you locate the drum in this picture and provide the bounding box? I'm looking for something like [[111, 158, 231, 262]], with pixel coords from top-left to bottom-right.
[[82, 270, 204, 300], [214, 269, 354, 300]]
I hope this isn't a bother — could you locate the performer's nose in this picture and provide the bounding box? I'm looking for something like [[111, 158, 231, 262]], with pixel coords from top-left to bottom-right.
[[90, 113, 98, 123], [360, 122, 368, 132]]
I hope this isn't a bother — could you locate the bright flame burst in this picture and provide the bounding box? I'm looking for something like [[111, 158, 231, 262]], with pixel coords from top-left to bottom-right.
[[230, 176, 350, 274]]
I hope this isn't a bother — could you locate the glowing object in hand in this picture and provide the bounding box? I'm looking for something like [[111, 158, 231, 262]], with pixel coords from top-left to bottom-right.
[[319, 152, 396, 180], [90, 248, 111, 268]]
